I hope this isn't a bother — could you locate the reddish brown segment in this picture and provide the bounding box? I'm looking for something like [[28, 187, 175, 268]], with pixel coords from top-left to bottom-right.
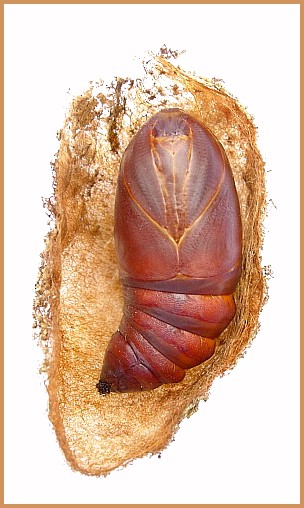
[[97, 108, 242, 394]]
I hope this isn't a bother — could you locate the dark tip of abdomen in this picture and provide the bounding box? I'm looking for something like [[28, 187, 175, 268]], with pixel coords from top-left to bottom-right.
[[96, 379, 111, 395]]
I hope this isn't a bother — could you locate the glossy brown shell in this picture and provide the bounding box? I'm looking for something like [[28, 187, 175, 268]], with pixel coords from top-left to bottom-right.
[[97, 108, 242, 393]]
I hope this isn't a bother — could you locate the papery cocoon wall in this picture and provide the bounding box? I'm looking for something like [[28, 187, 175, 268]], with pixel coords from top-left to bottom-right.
[[34, 50, 266, 476]]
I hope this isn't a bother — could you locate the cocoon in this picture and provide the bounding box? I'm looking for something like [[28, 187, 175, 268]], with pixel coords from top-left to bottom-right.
[[34, 55, 266, 476]]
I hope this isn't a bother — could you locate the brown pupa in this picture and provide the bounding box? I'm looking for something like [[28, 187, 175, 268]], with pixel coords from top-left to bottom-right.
[[97, 108, 242, 394]]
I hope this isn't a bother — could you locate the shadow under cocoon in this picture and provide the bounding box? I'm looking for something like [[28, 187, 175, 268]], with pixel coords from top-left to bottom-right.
[[33, 49, 266, 476]]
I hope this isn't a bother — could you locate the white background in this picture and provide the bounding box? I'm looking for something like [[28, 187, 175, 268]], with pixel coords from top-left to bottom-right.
[[4, 4, 300, 504]]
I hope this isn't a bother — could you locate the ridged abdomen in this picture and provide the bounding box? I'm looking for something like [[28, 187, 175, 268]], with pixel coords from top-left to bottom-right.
[[99, 288, 236, 392], [97, 108, 242, 394]]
